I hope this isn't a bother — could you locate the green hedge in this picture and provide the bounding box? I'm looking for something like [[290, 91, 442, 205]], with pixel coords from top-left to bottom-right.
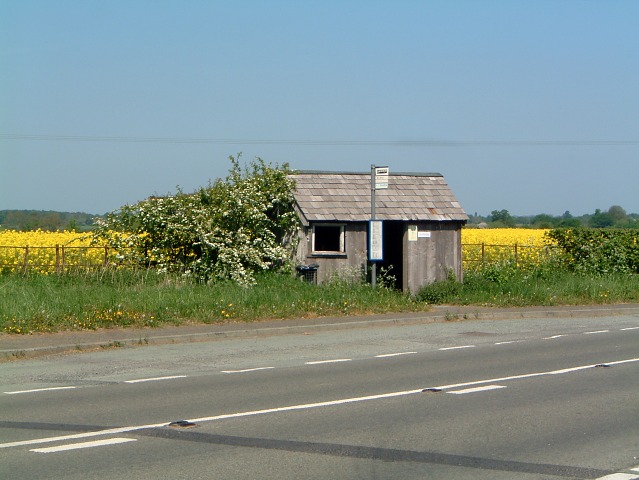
[[546, 228, 639, 274]]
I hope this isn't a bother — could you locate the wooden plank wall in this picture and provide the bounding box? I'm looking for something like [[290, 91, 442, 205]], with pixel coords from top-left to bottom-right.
[[296, 223, 368, 284], [404, 222, 463, 293]]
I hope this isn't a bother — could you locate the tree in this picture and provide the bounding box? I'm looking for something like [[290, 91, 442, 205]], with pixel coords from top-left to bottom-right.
[[608, 205, 627, 223], [558, 217, 582, 228], [489, 209, 515, 227], [531, 214, 556, 228], [590, 209, 614, 228], [66, 219, 79, 232], [92, 155, 299, 286]]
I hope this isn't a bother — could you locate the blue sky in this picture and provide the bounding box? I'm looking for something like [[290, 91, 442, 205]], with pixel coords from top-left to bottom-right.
[[1, 0, 638, 216]]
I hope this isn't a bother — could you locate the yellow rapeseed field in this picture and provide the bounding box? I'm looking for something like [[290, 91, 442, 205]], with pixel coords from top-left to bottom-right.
[[461, 228, 553, 269], [0, 230, 108, 273], [1, 227, 554, 273], [462, 228, 549, 247]]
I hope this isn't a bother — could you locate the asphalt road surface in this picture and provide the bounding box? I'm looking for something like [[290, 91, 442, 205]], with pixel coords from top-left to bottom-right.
[[1, 313, 638, 479]]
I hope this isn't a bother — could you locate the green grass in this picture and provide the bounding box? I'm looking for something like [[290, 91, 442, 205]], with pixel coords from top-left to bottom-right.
[[0, 270, 424, 334], [2, 266, 638, 334], [417, 267, 639, 307]]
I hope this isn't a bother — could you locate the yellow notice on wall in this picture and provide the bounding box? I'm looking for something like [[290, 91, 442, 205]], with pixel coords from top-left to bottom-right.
[[408, 225, 418, 242]]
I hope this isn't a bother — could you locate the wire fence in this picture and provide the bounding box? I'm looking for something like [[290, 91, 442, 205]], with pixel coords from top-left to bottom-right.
[[0, 245, 137, 274], [0, 243, 558, 274], [462, 243, 558, 270]]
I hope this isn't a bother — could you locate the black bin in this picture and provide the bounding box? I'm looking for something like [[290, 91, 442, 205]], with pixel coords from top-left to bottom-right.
[[296, 264, 319, 284]]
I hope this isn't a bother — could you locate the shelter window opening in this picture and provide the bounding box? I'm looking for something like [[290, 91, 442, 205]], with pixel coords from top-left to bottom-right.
[[312, 224, 345, 254]]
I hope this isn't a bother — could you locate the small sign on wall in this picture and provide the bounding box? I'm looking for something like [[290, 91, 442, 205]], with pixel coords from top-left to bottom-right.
[[408, 226, 431, 241]]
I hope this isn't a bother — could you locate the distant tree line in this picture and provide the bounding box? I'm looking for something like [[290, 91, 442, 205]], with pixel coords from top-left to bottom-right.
[[2, 204, 638, 232], [467, 205, 639, 229], [0, 210, 98, 232]]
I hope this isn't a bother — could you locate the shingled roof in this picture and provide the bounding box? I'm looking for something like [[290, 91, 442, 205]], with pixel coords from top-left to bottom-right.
[[290, 171, 468, 225]]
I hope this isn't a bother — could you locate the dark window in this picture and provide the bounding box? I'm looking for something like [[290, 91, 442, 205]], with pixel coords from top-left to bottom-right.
[[313, 225, 344, 253]]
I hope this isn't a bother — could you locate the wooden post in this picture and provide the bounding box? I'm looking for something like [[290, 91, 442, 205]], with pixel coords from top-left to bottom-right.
[[481, 243, 485, 264], [514, 243, 518, 266], [55, 245, 61, 274], [104, 246, 108, 267], [22, 245, 29, 275]]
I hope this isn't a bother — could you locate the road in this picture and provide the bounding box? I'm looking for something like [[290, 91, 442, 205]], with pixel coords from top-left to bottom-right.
[[1, 313, 638, 479]]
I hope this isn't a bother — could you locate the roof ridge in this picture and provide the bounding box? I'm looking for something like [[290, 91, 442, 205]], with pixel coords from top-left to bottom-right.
[[291, 170, 443, 177]]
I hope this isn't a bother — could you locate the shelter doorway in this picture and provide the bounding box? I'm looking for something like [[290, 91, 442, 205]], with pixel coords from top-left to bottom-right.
[[380, 221, 404, 290]]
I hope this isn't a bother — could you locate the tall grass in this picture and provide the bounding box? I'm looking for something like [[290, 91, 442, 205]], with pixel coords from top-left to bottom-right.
[[1, 270, 423, 334], [417, 261, 639, 306], [3, 264, 639, 334]]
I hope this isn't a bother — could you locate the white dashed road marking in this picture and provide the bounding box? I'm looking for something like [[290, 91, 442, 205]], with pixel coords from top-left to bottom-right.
[[375, 352, 418, 358], [124, 375, 187, 384], [221, 367, 275, 374], [305, 359, 352, 365], [448, 385, 506, 395], [4, 386, 76, 395], [439, 345, 475, 351], [30, 438, 136, 453], [594, 473, 639, 480]]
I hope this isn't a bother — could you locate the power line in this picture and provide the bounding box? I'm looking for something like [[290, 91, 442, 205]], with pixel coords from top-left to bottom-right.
[[1, 133, 638, 146]]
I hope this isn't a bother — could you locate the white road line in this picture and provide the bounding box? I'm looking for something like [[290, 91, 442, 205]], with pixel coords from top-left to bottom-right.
[[0, 390, 424, 450], [494, 340, 524, 345], [620, 327, 639, 331], [439, 345, 475, 351], [3, 357, 638, 451], [188, 388, 424, 424], [448, 385, 506, 395], [549, 365, 596, 375], [124, 375, 187, 384], [584, 330, 610, 335], [221, 367, 275, 374], [4, 386, 76, 395], [0, 424, 167, 450], [544, 335, 566, 339], [429, 357, 639, 391], [594, 474, 639, 480], [305, 359, 352, 365], [375, 352, 418, 358], [30, 437, 137, 453]]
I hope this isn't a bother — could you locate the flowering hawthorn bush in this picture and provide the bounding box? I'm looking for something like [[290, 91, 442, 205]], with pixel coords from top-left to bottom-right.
[[92, 156, 299, 285]]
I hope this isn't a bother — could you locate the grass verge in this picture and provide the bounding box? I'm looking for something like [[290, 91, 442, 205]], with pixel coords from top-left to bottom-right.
[[2, 267, 638, 334], [1, 270, 424, 334], [417, 267, 639, 306]]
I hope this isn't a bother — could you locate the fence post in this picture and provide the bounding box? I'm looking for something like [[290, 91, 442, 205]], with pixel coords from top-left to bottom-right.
[[104, 246, 108, 267], [481, 243, 485, 264], [61, 245, 65, 272], [22, 245, 29, 275], [514, 243, 518, 266]]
